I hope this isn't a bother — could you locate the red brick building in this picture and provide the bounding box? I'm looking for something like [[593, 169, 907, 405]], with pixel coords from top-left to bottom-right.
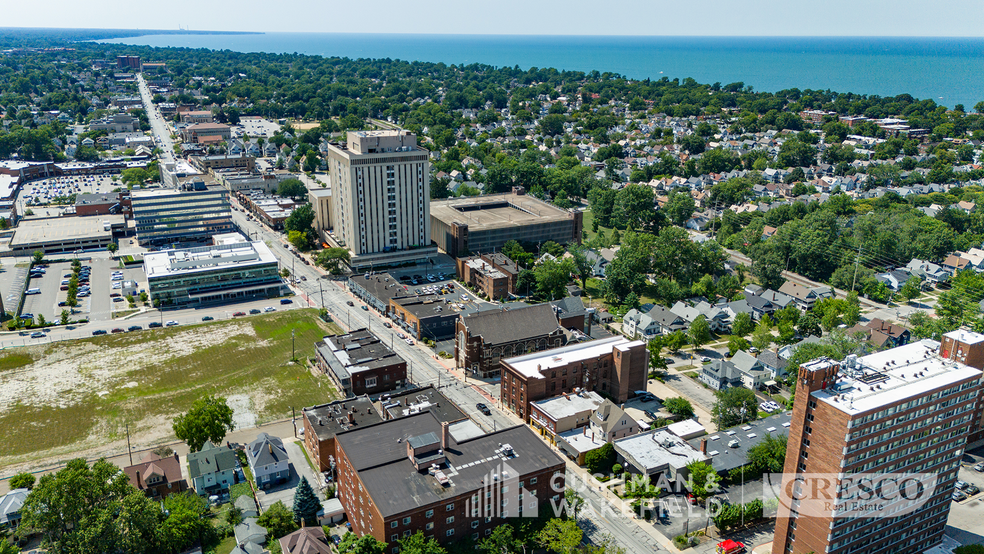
[[772, 339, 982, 554], [314, 328, 407, 397], [302, 396, 382, 472], [500, 336, 648, 421], [74, 192, 131, 219], [455, 304, 565, 378], [455, 253, 519, 300], [334, 411, 565, 551]]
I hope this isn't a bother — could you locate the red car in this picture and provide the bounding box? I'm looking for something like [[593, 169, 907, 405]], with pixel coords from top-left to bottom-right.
[[111, 328, 124, 334], [233, 311, 246, 317]]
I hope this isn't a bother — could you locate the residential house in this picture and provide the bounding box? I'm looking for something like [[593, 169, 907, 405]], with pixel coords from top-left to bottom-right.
[[905, 259, 951, 284], [744, 294, 779, 321], [233, 518, 267, 554], [187, 441, 239, 494], [589, 400, 643, 442], [694, 300, 732, 332], [863, 318, 911, 347], [245, 432, 290, 490], [876, 269, 913, 291], [730, 350, 770, 390], [942, 254, 972, 274], [756, 351, 789, 380], [758, 289, 795, 311], [778, 281, 834, 311], [235, 494, 259, 520], [648, 305, 689, 334], [622, 309, 661, 339], [123, 452, 189, 500], [0, 488, 28, 530], [279, 527, 332, 554], [699, 359, 744, 391]]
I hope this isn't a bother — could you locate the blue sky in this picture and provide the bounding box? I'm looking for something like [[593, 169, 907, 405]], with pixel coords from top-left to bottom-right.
[[8, 0, 984, 36]]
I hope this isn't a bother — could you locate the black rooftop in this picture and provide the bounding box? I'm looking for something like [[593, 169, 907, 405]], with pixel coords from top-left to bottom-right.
[[303, 396, 383, 442], [377, 385, 466, 424]]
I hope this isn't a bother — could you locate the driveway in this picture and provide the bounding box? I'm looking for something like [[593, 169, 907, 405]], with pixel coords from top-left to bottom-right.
[[255, 439, 323, 511], [661, 369, 719, 414]]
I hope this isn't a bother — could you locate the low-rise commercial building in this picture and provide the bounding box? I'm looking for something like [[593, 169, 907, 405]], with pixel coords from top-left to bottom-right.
[[500, 335, 648, 421], [191, 154, 255, 173], [613, 429, 707, 482], [455, 304, 566, 378], [75, 192, 130, 218], [529, 390, 605, 444], [315, 328, 408, 396], [390, 294, 460, 340], [131, 185, 232, 246], [181, 110, 214, 124], [430, 192, 582, 257], [143, 240, 284, 307], [302, 396, 382, 472], [376, 385, 467, 423], [333, 410, 565, 549], [89, 113, 139, 133], [456, 253, 519, 299], [8, 214, 125, 255], [237, 191, 301, 230], [181, 123, 233, 144]]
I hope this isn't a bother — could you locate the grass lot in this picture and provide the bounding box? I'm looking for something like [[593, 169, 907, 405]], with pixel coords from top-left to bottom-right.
[[0, 309, 342, 465]]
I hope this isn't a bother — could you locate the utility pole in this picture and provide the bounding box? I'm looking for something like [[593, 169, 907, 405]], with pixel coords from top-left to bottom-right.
[[319, 279, 324, 308], [291, 406, 296, 438], [291, 328, 296, 361], [125, 421, 133, 466], [851, 244, 863, 292]]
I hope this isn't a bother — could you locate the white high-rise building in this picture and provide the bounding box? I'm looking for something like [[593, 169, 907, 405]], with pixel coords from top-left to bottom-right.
[[324, 130, 434, 269]]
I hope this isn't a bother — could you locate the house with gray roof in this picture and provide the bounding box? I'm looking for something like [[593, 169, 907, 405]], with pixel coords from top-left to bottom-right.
[[876, 269, 913, 291], [613, 429, 707, 482], [647, 305, 689, 334], [233, 518, 267, 551], [730, 351, 770, 390], [246, 432, 290, 490], [699, 359, 743, 391], [234, 494, 259, 519], [589, 400, 643, 443], [905, 259, 951, 284], [0, 488, 28, 530], [757, 351, 789, 379], [743, 294, 779, 321], [778, 281, 834, 311], [622, 308, 660, 339], [187, 441, 239, 494]]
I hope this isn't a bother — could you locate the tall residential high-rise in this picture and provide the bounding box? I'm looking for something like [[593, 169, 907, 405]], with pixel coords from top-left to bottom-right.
[[772, 335, 983, 554], [324, 130, 435, 270]]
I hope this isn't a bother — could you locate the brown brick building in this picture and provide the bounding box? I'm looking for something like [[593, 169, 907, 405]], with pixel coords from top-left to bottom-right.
[[500, 336, 648, 421], [940, 330, 984, 444], [333, 411, 566, 551], [315, 329, 407, 396], [74, 192, 131, 219], [455, 253, 519, 300], [302, 396, 382, 472], [772, 339, 982, 554], [455, 304, 565, 378]]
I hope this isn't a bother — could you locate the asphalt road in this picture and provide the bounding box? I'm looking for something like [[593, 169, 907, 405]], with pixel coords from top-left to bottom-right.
[[137, 74, 175, 167]]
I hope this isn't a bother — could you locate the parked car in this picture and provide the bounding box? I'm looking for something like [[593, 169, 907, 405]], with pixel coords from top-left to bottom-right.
[[956, 480, 970, 491], [128, 325, 142, 332], [476, 403, 492, 416], [233, 311, 246, 317], [263, 307, 275, 312], [92, 329, 107, 336], [249, 308, 261, 314], [280, 298, 293, 305], [974, 462, 984, 472], [965, 484, 981, 496], [149, 322, 163, 328], [111, 328, 124, 334], [30, 331, 45, 338], [202, 316, 215, 321], [953, 490, 968, 502], [165, 320, 179, 327]]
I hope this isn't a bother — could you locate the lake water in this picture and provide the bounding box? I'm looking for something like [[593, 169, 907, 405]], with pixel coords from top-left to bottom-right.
[[100, 33, 984, 110]]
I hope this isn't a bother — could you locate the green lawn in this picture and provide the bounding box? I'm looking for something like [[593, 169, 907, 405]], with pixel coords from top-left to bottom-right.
[[0, 309, 343, 463]]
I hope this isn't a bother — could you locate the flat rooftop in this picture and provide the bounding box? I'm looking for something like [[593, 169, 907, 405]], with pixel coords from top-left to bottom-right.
[[320, 328, 405, 377], [430, 193, 573, 231], [334, 411, 564, 518], [615, 429, 707, 473], [944, 329, 984, 345], [504, 336, 642, 379], [76, 192, 121, 206], [11, 214, 124, 247], [378, 385, 466, 424], [689, 412, 792, 474], [533, 390, 604, 422], [810, 339, 983, 416], [144, 241, 277, 278], [303, 396, 382, 442]]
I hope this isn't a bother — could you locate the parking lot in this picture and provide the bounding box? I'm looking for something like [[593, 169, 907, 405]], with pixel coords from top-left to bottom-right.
[[236, 117, 281, 139], [21, 261, 81, 323], [17, 174, 119, 216], [947, 452, 984, 546]]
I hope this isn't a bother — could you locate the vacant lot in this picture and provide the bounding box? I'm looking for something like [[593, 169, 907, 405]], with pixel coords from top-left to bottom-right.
[[0, 309, 342, 469]]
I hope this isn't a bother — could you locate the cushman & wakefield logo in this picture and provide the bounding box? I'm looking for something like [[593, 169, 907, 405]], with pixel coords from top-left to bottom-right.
[[464, 460, 542, 519], [764, 472, 939, 519]]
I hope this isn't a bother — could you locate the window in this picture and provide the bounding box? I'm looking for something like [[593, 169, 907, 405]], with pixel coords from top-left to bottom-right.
[[365, 377, 377, 388], [446, 503, 454, 511], [530, 477, 538, 485], [472, 533, 480, 540], [391, 522, 398, 529], [485, 529, 492, 536], [403, 531, 411, 538], [403, 517, 411, 525], [425, 509, 434, 518], [446, 530, 455, 537], [446, 516, 455, 524], [471, 521, 480, 529], [393, 549, 400, 554], [391, 535, 398, 542], [426, 522, 434, 530]]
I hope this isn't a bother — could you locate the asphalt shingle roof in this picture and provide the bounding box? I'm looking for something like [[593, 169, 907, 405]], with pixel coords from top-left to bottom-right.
[[460, 304, 560, 345]]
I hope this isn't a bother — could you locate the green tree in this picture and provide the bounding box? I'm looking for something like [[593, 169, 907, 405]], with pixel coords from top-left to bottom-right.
[[159, 492, 213, 553], [568, 245, 592, 288], [665, 330, 687, 353], [665, 191, 696, 226], [398, 531, 446, 554], [288, 230, 310, 251], [338, 532, 386, 554], [277, 178, 307, 199], [663, 397, 694, 419], [713, 387, 758, 428], [537, 518, 583, 554], [292, 477, 320, 526], [107, 242, 118, 256], [899, 277, 922, 304], [171, 395, 235, 452], [648, 337, 668, 374], [479, 524, 521, 554], [32, 250, 44, 264], [564, 488, 585, 520], [316, 247, 351, 274], [284, 203, 315, 234], [798, 313, 822, 338], [752, 317, 774, 351], [732, 312, 754, 337], [226, 505, 244, 526], [533, 257, 575, 300], [747, 434, 788, 474], [584, 443, 617, 475], [728, 335, 750, 356], [257, 501, 299, 540], [9, 472, 35, 490], [688, 315, 712, 351], [685, 460, 720, 502]]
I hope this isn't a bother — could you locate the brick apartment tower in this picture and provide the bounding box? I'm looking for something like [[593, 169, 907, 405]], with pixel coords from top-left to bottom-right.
[[940, 330, 984, 444], [772, 338, 982, 554]]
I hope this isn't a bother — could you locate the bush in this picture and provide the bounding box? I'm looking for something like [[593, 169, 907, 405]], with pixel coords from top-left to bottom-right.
[[673, 535, 691, 549], [584, 443, 617, 475], [612, 464, 623, 475]]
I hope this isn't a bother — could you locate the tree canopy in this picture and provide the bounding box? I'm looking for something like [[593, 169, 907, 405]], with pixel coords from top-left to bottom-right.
[[171, 394, 235, 452]]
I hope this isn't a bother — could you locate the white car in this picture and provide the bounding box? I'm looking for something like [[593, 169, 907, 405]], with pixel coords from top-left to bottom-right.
[[165, 320, 179, 327], [405, 338, 415, 346], [264, 306, 276, 312]]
